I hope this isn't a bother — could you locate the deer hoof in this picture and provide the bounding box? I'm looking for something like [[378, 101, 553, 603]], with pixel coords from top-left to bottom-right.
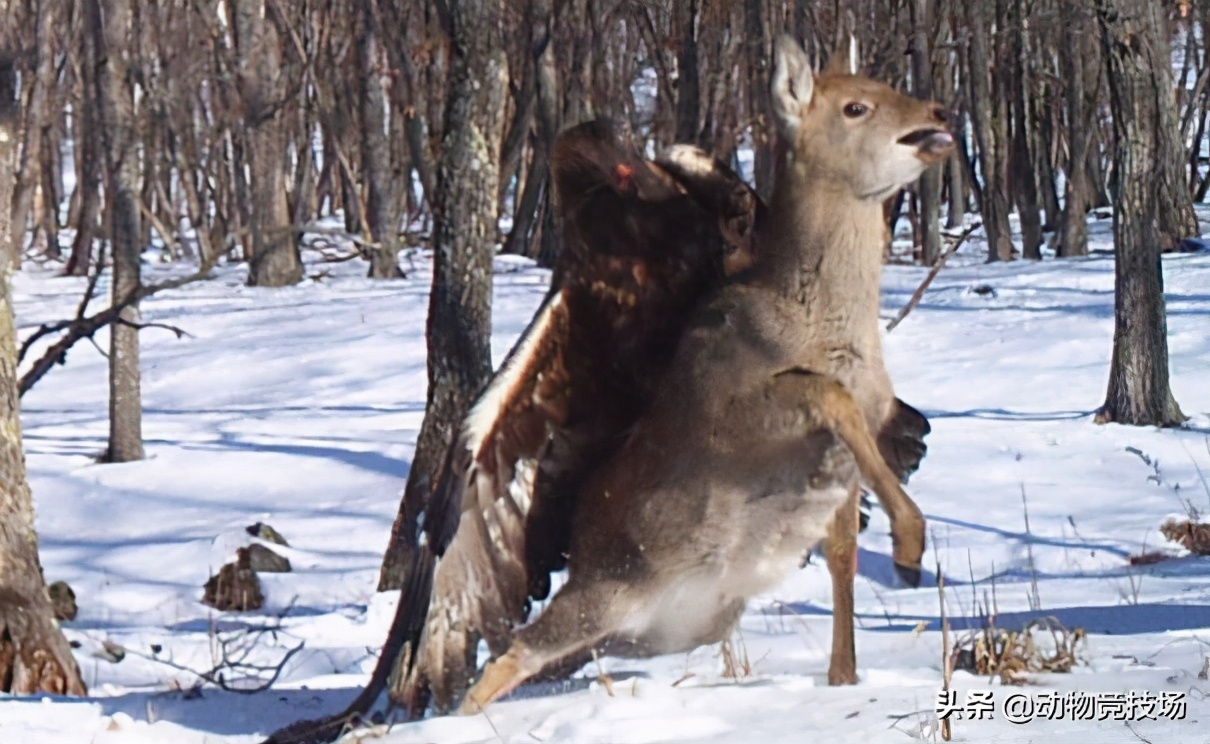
[[894, 562, 922, 589]]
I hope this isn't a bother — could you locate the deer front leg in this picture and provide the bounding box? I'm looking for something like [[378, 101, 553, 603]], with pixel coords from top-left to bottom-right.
[[825, 485, 861, 686]]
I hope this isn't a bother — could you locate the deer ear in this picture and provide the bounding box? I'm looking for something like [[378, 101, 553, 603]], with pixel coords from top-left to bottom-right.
[[824, 34, 860, 76], [773, 35, 815, 135]]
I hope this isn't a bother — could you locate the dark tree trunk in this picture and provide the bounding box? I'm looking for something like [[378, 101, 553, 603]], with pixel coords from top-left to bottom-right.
[[966, 0, 1014, 261], [64, 46, 100, 277], [745, 0, 774, 199], [1094, 0, 1187, 427], [0, 35, 88, 698], [793, 0, 820, 66], [359, 4, 401, 279], [503, 11, 559, 267], [378, 0, 503, 593], [909, 0, 942, 265], [673, 0, 701, 145], [1147, 9, 1199, 247], [1035, 104, 1062, 232], [1057, 2, 1092, 257], [1008, 0, 1043, 260], [39, 111, 62, 261], [11, 1, 58, 263], [1085, 134, 1112, 209], [240, 0, 303, 288], [496, 24, 535, 212], [937, 19, 966, 230], [89, 0, 144, 463]]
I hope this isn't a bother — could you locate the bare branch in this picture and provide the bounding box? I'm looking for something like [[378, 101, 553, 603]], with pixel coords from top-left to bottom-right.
[[18, 243, 235, 398], [115, 317, 193, 339], [885, 221, 982, 333]]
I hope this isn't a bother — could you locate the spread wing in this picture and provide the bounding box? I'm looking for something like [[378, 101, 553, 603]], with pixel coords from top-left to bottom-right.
[[397, 119, 759, 714]]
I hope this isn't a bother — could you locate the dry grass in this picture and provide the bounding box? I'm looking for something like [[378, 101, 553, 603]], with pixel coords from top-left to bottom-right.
[[718, 632, 753, 679], [1160, 518, 1210, 556], [950, 618, 1086, 685]]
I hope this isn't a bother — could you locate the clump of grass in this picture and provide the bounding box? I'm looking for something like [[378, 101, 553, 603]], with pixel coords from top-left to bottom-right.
[[950, 617, 1086, 685], [718, 631, 752, 679], [1160, 518, 1210, 556]]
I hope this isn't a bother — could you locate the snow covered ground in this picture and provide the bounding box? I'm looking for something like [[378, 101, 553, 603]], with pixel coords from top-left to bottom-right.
[[3, 216, 1210, 743]]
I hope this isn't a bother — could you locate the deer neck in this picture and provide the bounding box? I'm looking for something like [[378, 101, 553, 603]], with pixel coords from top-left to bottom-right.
[[754, 165, 887, 344]]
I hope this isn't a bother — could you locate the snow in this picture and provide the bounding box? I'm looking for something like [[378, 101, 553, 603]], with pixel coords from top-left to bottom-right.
[[4, 218, 1210, 743]]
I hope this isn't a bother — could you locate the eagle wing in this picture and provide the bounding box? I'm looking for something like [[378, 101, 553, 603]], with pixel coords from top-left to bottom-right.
[[397, 119, 758, 714]]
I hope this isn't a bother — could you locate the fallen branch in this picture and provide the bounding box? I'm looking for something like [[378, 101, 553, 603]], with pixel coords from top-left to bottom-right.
[[885, 221, 982, 333]]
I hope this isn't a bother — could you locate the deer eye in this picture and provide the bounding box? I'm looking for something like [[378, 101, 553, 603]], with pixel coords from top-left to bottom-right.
[[843, 102, 869, 118]]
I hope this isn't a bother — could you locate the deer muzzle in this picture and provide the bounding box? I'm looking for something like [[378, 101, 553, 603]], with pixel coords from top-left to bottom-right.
[[898, 128, 955, 159]]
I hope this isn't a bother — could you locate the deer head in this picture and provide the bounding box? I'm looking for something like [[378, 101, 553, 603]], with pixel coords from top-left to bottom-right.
[[772, 35, 954, 202]]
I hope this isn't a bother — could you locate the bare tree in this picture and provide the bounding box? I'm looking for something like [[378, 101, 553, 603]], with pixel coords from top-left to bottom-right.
[[1006, 0, 1043, 259], [909, 0, 943, 264], [965, 0, 1014, 262], [0, 31, 87, 697], [378, 0, 503, 591], [65, 3, 102, 277], [236, 0, 304, 288], [1056, 1, 1094, 257], [745, 0, 774, 199], [359, 1, 402, 279], [674, 0, 703, 145], [1094, 0, 1187, 427], [87, 0, 144, 462]]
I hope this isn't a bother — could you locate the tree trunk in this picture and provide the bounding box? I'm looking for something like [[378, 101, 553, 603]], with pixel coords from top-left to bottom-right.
[[1149, 10, 1199, 247], [937, 22, 966, 229], [64, 42, 101, 277], [0, 38, 88, 698], [503, 11, 558, 266], [1085, 133, 1112, 209], [89, 0, 144, 463], [1094, 0, 1186, 427], [909, 0, 942, 265], [378, 0, 503, 593], [1057, 2, 1091, 258], [745, 0, 774, 199], [674, 0, 701, 145], [359, 4, 401, 279], [966, 0, 1014, 261], [239, 0, 303, 288], [13, 2, 58, 264], [1008, 0, 1043, 260]]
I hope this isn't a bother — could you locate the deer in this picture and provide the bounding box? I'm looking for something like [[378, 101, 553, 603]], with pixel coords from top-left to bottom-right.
[[457, 35, 953, 711]]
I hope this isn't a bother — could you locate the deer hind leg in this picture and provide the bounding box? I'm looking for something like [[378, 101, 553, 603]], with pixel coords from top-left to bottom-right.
[[825, 484, 861, 685], [460, 579, 630, 714]]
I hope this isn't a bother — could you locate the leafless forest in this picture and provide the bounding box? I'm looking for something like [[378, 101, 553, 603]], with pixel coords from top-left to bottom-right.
[[0, 0, 1205, 723]]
